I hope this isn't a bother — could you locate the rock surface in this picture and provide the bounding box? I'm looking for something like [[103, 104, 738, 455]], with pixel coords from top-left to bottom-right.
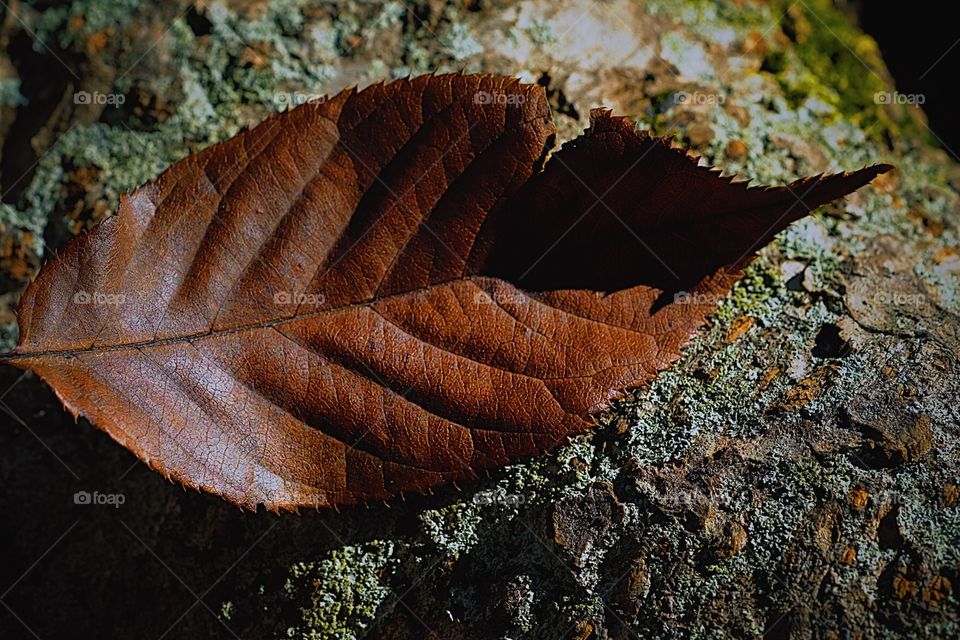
[[0, 0, 957, 638]]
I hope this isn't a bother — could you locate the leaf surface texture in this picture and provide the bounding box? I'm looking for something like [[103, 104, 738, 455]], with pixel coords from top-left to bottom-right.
[[6, 74, 890, 509]]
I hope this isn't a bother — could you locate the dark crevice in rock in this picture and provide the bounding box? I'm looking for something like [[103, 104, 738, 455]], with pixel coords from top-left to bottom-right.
[[812, 322, 849, 358], [1, 29, 75, 203], [877, 505, 905, 550]]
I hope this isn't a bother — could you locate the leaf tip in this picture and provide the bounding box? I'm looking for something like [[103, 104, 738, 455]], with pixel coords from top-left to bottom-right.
[[869, 163, 896, 178]]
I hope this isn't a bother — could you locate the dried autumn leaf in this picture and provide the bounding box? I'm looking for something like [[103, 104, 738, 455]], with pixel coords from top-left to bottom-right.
[[0, 74, 890, 510]]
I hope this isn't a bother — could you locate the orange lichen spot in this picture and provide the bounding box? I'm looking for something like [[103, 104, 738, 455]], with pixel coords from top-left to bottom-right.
[[839, 547, 856, 565], [848, 487, 869, 510], [893, 573, 918, 600], [725, 315, 755, 343], [923, 576, 951, 607]]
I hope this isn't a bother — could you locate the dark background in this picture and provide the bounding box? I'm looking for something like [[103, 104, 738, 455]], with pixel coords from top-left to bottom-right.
[[850, 0, 959, 157]]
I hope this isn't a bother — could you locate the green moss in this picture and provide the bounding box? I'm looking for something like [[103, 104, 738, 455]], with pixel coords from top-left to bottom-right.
[[525, 18, 559, 46], [419, 501, 483, 557], [0, 202, 44, 248], [647, 0, 772, 33], [282, 541, 397, 639], [660, 31, 715, 79], [0, 77, 25, 107], [770, 0, 921, 142], [439, 23, 483, 62], [712, 260, 781, 325]]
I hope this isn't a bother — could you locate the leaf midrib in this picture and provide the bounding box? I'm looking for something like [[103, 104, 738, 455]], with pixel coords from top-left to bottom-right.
[[2, 276, 489, 362]]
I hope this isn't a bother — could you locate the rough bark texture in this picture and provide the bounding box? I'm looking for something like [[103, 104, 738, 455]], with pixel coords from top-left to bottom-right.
[[0, 1, 957, 639]]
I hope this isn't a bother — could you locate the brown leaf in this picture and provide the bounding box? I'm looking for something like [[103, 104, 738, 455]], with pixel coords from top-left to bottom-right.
[[0, 73, 890, 510]]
